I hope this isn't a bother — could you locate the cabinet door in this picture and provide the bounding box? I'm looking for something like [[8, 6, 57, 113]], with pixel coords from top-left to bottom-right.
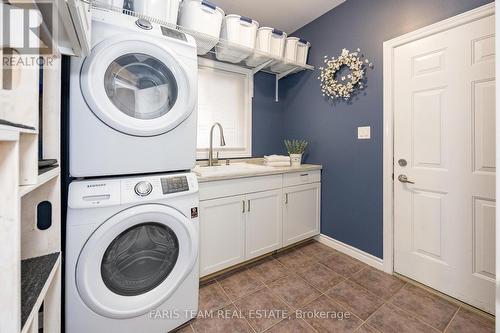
[[283, 183, 320, 246], [67, 0, 91, 55], [199, 195, 245, 277], [245, 189, 283, 260]]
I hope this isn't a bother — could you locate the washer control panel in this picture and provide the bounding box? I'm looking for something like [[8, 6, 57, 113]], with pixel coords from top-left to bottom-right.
[[134, 181, 153, 197], [135, 18, 153, 30], [68, 172, 198, 209], [160, 26, 187, 41], [161, 176, 189, 194]]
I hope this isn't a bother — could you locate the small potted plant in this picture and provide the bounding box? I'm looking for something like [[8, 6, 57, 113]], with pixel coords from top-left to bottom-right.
[[284, 139, 308, 167]]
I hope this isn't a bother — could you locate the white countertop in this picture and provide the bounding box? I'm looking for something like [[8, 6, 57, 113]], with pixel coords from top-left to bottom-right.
[[193, 159, 322, 183]]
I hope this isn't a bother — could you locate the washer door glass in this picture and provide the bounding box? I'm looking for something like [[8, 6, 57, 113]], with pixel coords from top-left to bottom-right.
[[104, 54, 178, 120], [101, 222, 179, 296], [76, 204, 198, 319]]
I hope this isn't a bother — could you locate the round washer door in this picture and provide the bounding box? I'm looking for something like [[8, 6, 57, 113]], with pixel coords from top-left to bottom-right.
[[80, 34, 196, 137], [76, 204, 198, 319]]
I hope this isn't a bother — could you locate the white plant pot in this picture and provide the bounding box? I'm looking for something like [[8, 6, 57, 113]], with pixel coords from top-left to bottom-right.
[[290, 154, 302, 167]]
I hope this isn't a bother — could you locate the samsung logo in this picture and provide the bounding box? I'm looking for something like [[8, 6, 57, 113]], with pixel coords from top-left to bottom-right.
[[87, 184, 106, 188]]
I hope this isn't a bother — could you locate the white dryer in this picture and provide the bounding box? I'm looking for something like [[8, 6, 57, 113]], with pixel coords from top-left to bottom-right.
[[65, 172, 199, 333], [70, 9, 198, 177]]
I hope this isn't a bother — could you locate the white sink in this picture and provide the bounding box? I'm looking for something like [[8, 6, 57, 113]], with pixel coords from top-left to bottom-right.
[[193, 162, 275, 177]]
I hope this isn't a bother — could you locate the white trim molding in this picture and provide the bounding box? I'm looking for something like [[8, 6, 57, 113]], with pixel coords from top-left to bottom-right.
[[316, 234, 384, 271], [382, 3, 495, 274], [496, 0, 500, 321]]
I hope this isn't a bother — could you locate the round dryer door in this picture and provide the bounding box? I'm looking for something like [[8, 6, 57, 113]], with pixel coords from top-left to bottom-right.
[[76, 204, 198, 319], [80, 34, 196, 137]]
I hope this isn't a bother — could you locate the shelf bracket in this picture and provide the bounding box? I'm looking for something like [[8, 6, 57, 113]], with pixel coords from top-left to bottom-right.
[[275, 67, 298, 102]]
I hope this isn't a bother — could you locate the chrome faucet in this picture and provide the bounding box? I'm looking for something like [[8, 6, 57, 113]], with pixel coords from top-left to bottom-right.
[[208, 122, 226, 166]]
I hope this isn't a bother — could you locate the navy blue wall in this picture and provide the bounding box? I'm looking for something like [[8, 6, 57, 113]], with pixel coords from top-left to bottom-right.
[[253, 0, 493, 258], [252, 72, 286, 156]]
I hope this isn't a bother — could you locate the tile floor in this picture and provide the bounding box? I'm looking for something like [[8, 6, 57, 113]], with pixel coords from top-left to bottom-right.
[[174, 240, 495, 333]]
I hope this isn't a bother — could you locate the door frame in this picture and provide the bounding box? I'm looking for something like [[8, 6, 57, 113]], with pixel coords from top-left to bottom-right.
[[382, 3, 495, 274]]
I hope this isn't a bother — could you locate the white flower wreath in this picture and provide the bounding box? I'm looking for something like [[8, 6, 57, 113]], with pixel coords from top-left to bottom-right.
[[318, 48, 372, 101]]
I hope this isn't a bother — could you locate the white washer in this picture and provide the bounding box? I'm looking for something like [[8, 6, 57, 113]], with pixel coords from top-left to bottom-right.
[[70, 9, 198, 177], [65, 172, 199, 333]]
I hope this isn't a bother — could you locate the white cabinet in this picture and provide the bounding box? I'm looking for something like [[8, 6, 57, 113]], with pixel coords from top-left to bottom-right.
[[245, 189, 283, 260], [199, 195, 246, 277], [283, 182, 321, 247], [199, 171, 321, 277], [199, 189, 283, 277]]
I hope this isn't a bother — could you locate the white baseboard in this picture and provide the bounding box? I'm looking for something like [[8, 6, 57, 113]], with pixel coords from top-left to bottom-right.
[[316, 234, 384, 271]]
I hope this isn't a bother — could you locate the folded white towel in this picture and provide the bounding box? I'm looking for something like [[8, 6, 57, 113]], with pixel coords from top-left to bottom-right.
[[265, 161, 291, 167], [264, 155, 290, 162]]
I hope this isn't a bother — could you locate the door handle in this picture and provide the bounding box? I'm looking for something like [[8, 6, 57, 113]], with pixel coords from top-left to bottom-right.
[[242, 200, 245, 213], [398, 174, 415, 184], [285, 193, 288, 204], [248, 200, 251, 212]]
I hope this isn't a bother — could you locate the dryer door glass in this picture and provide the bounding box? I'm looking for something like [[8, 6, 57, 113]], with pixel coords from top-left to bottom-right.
[[101, 222, 179, 296], [104, 53, 178, 120]]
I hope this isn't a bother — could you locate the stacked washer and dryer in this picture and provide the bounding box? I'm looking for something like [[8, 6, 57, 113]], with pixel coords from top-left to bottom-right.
[[66, 8, 200, 333]]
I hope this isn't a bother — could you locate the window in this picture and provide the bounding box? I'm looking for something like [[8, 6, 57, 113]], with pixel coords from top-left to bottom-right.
[[196, 58, 252, 160]]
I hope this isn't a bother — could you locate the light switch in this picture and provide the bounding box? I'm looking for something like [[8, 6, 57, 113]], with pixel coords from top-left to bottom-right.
[[358, 126, 371, 139]]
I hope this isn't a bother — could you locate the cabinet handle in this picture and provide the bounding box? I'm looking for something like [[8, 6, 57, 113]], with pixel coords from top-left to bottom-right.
[[285, 193, 288, 204], [242, 200, 245, 213], [248, 200, 251, 212], [300, 173, 309, 177]]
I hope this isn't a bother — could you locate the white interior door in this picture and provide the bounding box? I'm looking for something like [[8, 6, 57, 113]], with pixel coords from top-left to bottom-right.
[[393, 13, 495, 313]]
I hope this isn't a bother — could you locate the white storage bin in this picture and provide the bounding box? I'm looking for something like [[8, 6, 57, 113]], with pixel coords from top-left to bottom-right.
[[271, 36, 299, 72], [283, 37, 299, 62], [133, 0, 181, 25], [216, 14, 259, 63], [100, 0, 124, 9], [246, 27, 287, 67], [281, 36, 310, 64], [178, 0, 225, 55], [256, 27, 287, 57], [271, 37, 310, 72], [296, 38, 311, 64]]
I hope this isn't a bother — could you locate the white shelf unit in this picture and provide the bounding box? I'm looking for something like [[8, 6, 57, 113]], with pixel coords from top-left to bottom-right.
[[20, 253, 61, 333], [92, 2, 315, 101], [32, 0, 92, 56], [19, 167, 61, 198], [0, 47, 62, 333]]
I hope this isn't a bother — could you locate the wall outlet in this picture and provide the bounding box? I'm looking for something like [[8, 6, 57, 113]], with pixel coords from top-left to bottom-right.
[[358, 126, 371, 139]]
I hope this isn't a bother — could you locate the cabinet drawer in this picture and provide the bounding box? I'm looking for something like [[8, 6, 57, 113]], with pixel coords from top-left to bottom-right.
[[200, 174, 283, 201], [283, 170, 321, 187]]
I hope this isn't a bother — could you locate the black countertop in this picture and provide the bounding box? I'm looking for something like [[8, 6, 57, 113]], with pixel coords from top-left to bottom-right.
[[21, 252, 60, 329]]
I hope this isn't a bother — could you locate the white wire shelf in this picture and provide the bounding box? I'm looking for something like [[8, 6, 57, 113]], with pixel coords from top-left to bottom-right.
[[92, 2, 314, 78]]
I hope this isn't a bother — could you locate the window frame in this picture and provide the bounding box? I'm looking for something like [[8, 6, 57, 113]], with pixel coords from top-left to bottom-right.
[[196, 58, 253, 160]]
